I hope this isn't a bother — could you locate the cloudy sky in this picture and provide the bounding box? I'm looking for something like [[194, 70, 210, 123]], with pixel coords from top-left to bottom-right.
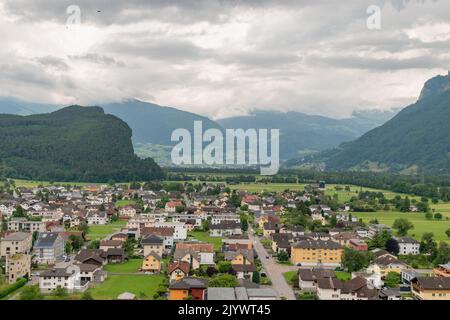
[[0, 0, 449, 119]]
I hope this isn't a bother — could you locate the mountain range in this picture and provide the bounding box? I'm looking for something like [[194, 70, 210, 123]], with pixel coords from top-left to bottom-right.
[[0, 98, 398, 165], [297, 72, 450, 175]]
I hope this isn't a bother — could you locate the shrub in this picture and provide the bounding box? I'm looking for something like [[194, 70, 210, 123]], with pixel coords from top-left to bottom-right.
[[0, 278, 27, 299]]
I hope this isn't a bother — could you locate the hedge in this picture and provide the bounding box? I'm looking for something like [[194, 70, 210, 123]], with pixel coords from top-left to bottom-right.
[[0, 278, 27, 299]]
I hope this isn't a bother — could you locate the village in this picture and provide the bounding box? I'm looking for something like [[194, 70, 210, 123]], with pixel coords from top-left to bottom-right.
[[0, 179, 449, 301]]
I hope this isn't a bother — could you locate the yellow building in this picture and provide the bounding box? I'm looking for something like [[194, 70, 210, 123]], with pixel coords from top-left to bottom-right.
[[411, 277, 450, 300], [290, 240, 343, 267], [141, 253, 162, 273], [6, 254, 31, 284]]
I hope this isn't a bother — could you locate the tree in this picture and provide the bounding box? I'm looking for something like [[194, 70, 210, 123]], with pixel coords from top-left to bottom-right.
[[87, 240, 100, 249], [434, 242, 450, 265], [20, 286, 43, 300], [78, 221, 89, 234], [385, 238, 400, 255], [446, 229, 450, 238], [419, 233, 437, 255], [434, 213, 443, 220], [53, 286, 68, 298], [252, 271, 260, 284], [202, 219, 211, 232], [341, 248, 371, 273], [206, 266, 218, 277], [122, 238, 136, 257], [81, 291, 94, 300], [277, 251, 289, 262], [425, 212, 433, 220], [240, 215, 248, 232], [329, 215, 337, 228], [208, 274, 238, 287], [65, 242, 73, 254], [218, 261, 232, 273], [384, 272, 401, 288], [392, 218, 414, 236], [368, 230, 390, 249]]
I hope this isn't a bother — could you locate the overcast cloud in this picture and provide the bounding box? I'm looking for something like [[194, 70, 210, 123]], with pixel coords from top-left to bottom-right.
[[0, 0, 448, 119]]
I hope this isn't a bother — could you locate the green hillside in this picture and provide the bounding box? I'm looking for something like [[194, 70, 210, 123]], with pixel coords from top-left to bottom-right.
[[0, 106, 164, 182]]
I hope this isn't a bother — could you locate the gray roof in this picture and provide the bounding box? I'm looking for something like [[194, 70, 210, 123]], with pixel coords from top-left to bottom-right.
[[207, 288, 236, 300], [2, 231, 31, 241], [40, 268, 71, 278], [247, 288, 277, 298], [34, 232, 61, 248]]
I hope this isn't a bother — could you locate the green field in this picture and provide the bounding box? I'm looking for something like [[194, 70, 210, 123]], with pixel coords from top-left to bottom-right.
[[230, 183, 306, 192], [188, 231, 223, 251], [90, 274, 165, 300], [325, 184, 422, 203], [87, 220, 127, 241], [105, 259, 143, 273], [114, 200, 137, 208], [353, 211, 450, 241], [11, 179, 94, 188], [431, 203, 450, 218]]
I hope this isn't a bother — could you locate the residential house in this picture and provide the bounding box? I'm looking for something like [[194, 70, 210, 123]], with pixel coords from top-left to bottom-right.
[[141, 227, 174, 252], [271, 233, 293, 253], [433, 264, 450, 278], [263, 222, 278, 237], [367, 253, 409, 278], [99, 240, 123, 251], [411, 277, 450, 300], [395, 237, 420, 255], [75, 249, 106, 266], [142, 235, 164, 257], [154, 222, 187, 240], [317, 276, 379, 300], [0, 232, 33, 258], [103, 248, 127, 264], [168, 261, 190, 281], [165, 200, 183, 213], [86, 211, 108, 225], [348, 239, 368, 251], [33, 232, 65, 264], [8, 218, 45, 233], [78, 263, 107, 284], [291, 240, 343, 267], [169, 277, 208, 300], [119, 206, 137, 218], [175, 243, 215, 265], [141, 253, 162, 273], [39, 265, 88, 293], [298, 268, 336, 292], [5, 254, 31, 284], [209, 221, 242, 238]]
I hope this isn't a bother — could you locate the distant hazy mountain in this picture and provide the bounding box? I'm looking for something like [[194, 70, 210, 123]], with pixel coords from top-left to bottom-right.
[[218, 109, 398, 160], [0, 97, 60, 115], [318, 73, 450, 174], [0, 106, 164, 182]]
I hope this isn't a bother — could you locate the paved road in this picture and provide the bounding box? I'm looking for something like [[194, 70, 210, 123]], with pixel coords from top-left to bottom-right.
[[249, 228, 297, 300]]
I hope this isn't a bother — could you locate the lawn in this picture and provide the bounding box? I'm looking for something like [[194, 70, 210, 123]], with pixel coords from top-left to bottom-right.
[[188, 231, 223, 251], [115, 200, 137, 208], [104, 259, 143, 273], [11, 179, 94, 188], [335, 271, 351, 281], [283, 271, 298, 286], [87, 220, 127, 240], [353, 211, 450, 241], [90, 274, 165, 300]]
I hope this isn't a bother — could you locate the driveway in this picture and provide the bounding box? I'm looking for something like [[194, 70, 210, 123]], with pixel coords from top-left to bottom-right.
[[249, 228, 297, 300]]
